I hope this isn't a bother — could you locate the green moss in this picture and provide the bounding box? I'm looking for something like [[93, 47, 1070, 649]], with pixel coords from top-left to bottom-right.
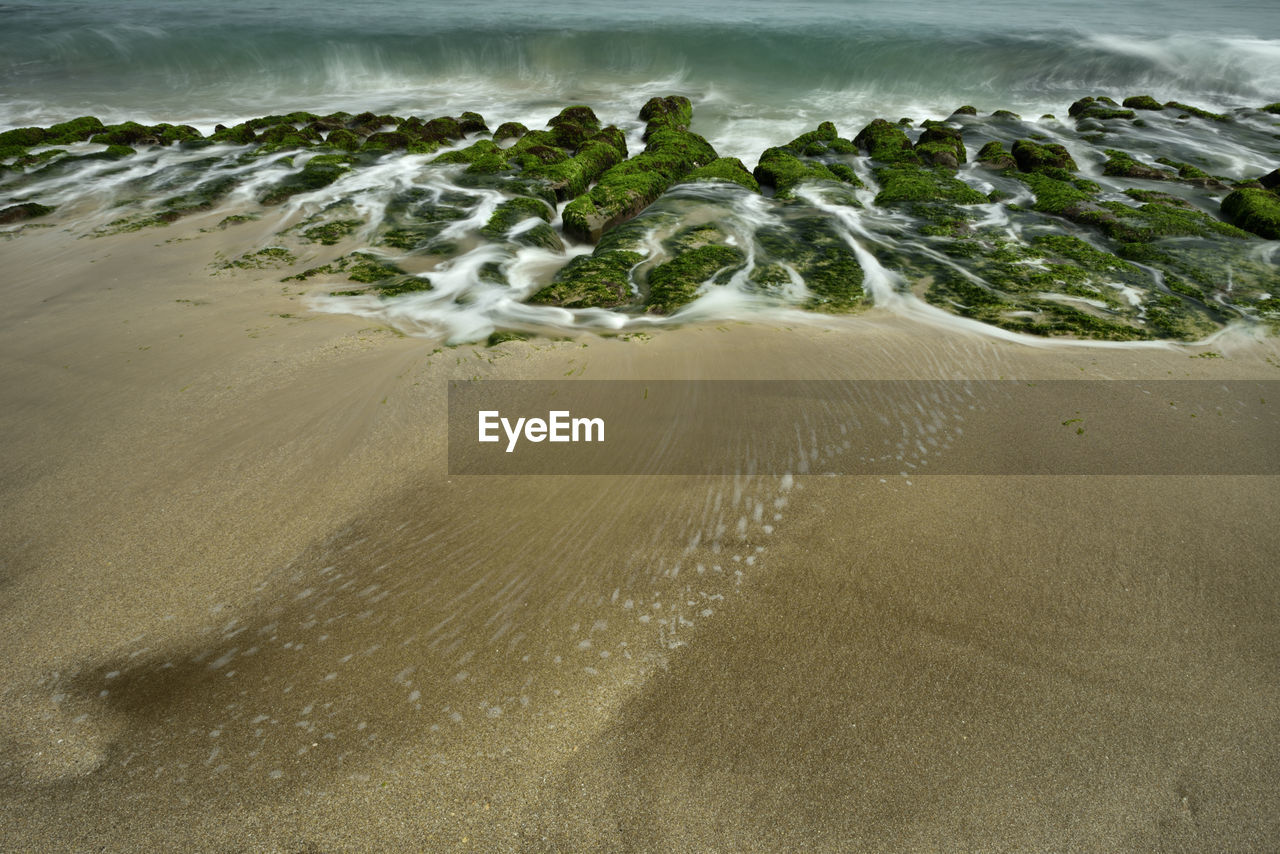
[[481, 196, 552, 240], [1068, 97, 1135, 121], [104, 144, 136, 159], [154, 123, 204, 145], [323, 128, 361, 152], [1101, 148, 1174, 180], [853, 119, 918, 164], [1123, 189, 1191, 207], [1122, 95, 1164, 111], [975, 140, 1016, 169], [209, 123, 256, 145], [1029, 234, 1138, 275], [487, 330, 530, 345], [260, 153, 354, 204], [493, 122, 527, 142], [873, 164, 987, 206], [227, 247, 297, 269], [42, 116, 106, 144], [303, 219, 363, 245], [1164, 101, 1228, 122], [639, 96, 693, 136], [520, 127, 627, 200], [755, 148, 844, 199], [646, 244, 746, 313], [90, 122, 155, 146], [1221, 188, 1280, 239], [458, 112, 488, 135], [0, 202, 55, 224], [561, 107, 718, 243], [754, 216, 864, 311], [914, 125, 967, 166], [1012, 139, 1077, 173], [681, 157, 761, 192], [1015, 171, 1094, 215], [434, 139, 509, 173], [528, 250, 644, 308], [1096, 199, 1249, 242]]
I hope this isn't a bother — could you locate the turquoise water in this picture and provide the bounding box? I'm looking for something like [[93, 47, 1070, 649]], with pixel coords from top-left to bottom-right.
[[3, 0, 1278, 149]]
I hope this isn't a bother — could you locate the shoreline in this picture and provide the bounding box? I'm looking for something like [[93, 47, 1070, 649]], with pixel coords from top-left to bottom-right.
[[2, 214, 1278, 849]]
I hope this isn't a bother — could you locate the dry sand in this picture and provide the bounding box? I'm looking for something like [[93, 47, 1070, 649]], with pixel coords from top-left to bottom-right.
[[0, 212, 1277, 851]]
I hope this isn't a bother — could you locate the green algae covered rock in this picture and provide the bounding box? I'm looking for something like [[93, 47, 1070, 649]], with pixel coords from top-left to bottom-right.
[[1101, 149, 1174, 180], [1122, 95, 1164, 111], [0, 202, 56, 224], [528, 250, 644, 308], [1221, 188, 1280, 239], [853, 119, 917, 164], [561, 98, 718, 243], [646, 244, 746, 313], [680, 157, 760, 192], [493, 122, 528, 142], [1068, 97, 1135, 121], [914, 125, 967, 168], [754, 216, 864, 312], [481, 196, 553, 241], [1011, 139, 1077, 174], [975, 140, 1016, 170], [260, 153, 353, 204]]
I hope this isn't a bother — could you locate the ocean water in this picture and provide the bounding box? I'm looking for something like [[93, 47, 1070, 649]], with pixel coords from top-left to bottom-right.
[[4, 0, 1278, 150], [3, 1, 1279, 344]]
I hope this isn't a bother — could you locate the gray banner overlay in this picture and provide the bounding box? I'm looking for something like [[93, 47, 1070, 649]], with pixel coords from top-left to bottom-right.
[[448, 380, 1279, 476]]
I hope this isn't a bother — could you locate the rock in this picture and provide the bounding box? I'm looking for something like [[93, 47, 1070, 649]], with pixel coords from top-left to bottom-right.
[[1101, 149, 1174, 180], [1012, 139, 1077, 173], [493, 122, 528, 142], [1122, 95, 1163, 110], [1221, 188, 1280, 239], [975, 140, 1016, 170], [0, 202, 55, 224], [853, 119, 917, 164]]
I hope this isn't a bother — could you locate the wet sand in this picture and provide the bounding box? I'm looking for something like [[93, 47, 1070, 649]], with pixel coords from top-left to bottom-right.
[[1, 214, 1277, 851]]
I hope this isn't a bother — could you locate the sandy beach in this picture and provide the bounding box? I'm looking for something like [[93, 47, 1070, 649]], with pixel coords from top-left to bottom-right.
[[1, 209, 1277, 851]]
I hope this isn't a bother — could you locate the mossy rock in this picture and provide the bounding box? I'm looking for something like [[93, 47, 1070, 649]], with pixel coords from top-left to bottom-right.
[[1122, 95, 1163, 111], [914, 125, 966, 167], [42, 116, 106, 144], [991, 110, 1021, 120], [0, 126, 47, 148], [1067, 97, 1135, 121], [492, 122, 527, 142], [951, 106, 978, 117], [853, 119, 917, 164], [639, 95, 693, 138], [210, 123, 256, 145], [754, 147, 846, 200], [1012, 139, 1077, 173], [434, 139, 509, 173], [1164, 101, 1228, 122], [975, 140, 1016, 170], [323, 128, 361, 152], [680, 157, 761, 192], [260, 153, 353, 204], [1101, 149, 1175, 180], [457, 112, 488, 135], [754, 216, 864, 311], [1221, 188, 1280, 239], [0, 202, 56, 224], [481, 196, 553, 241], [562, 106, 718, 243], [90, 121, 155, 146], [873, 164, 987, 207], [646, 244, 746, 313], [302, 219, 363, 245], [520, 127, 627, 200], [528, 250, 644, 308]]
